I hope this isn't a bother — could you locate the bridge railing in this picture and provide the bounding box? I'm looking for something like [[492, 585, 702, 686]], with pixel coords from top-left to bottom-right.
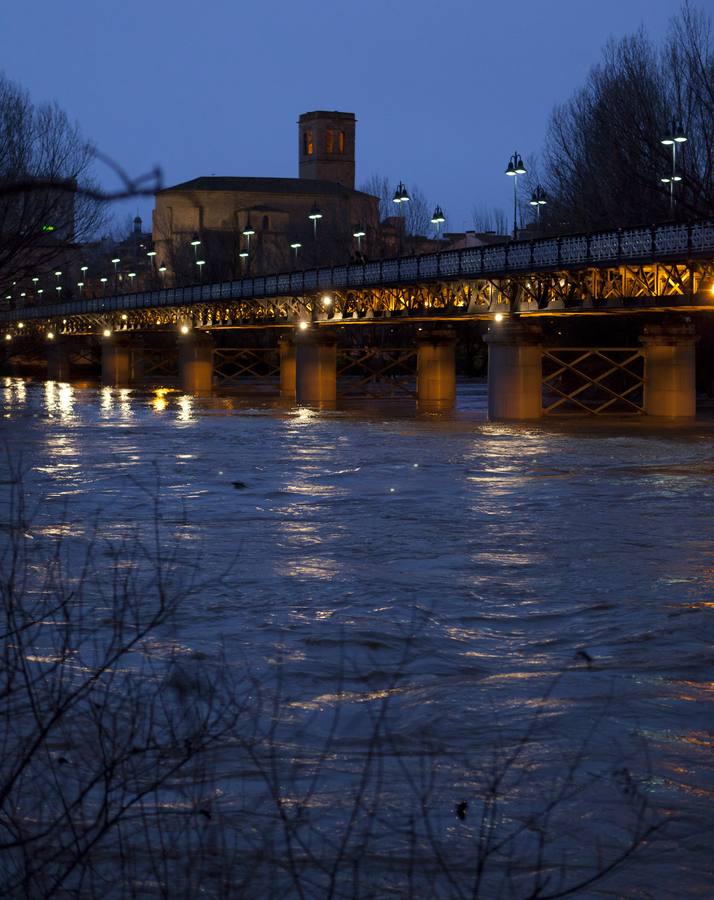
[[3, 219, 713, 323]]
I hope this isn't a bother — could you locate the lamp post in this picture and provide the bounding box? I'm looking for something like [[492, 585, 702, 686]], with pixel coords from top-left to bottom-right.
[[196, 259, 205, 281], [430, 205, 446, 239], [392, 181, 410, 252], [239, 247, 249, 275], [158, 262, 167, 283], [529, 185, 547, 224], [308, 203, 322, 266], [290, 241, 302, 266], [352, 225, 366, 257], [190, 234, 201, 260], [505, 152, 527, 238], [111, 256, 120, 292], [242, 219, 255, 254], [146, 249, 157, 283], [661, 120, 687, 217]]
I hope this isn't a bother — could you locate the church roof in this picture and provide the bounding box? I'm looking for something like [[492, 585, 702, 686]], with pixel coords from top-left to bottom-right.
[[158, 176, 373, 199]]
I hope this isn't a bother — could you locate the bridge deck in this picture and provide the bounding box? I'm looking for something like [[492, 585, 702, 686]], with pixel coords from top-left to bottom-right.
[[2, 219, 714, 328]]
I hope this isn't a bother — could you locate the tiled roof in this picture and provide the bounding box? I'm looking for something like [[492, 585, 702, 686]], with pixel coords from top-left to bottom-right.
[[158, 176, 373, 199]]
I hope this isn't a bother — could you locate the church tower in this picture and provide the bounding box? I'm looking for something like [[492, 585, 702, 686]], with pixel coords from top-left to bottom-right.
[[298, 111, 356, 190]]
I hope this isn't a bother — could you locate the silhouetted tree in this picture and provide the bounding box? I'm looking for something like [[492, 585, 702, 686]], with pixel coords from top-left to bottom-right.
[[539, 3, 714, 232], [0, 74, 161, 297]]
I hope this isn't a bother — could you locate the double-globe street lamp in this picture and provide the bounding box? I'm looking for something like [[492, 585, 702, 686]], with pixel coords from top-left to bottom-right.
[[661, 120, 687, 217], [529, 185, 547, 224], [505, 152, 527, 238], [431, 205, 446, 239], [393, 181, 410, 252]]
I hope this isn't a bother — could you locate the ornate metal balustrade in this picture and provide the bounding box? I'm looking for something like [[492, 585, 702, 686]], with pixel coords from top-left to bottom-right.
[[2, 220, 713, 332], [542, 348, 645, 415]]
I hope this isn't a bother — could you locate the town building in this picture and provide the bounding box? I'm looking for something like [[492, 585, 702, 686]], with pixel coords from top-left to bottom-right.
[[152, 111, 381, 281]]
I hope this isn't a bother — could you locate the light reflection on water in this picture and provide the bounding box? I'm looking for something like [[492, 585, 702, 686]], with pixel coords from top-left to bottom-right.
[[1, 377, 714, 891]]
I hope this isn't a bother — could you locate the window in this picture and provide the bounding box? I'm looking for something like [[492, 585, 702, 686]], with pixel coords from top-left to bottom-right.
[[326, 129, 334, 154], [338, 130, 345, 154], [303, 130, 313, 155]]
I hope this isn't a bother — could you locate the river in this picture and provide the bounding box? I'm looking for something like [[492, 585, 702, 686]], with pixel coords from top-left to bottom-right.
[[1, 376, 713, 898]]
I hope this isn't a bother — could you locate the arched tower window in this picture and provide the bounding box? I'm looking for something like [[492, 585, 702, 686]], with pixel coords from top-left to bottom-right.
[[326, 129, 334, 154], [338, 131, 345, 154], [303, 130, 313, 155]]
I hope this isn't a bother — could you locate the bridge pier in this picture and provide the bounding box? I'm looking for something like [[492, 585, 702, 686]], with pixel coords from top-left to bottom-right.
[[295, 330, 336, 408], [101, 335, 132, 387], [179, 330, 214, 395], [279, 335, 296, 401], [484, 321, 543, 420], [47, 338, 71, 382], [641, 323, 697, 417], [416, 330, 456, 411]]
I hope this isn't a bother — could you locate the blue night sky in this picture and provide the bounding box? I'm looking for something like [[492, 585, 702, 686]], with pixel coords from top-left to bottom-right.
[[3, 0, 683, 234]]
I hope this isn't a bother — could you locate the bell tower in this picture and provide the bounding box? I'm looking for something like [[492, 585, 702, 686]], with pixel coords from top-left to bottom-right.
[[298, 111, 356, 190]]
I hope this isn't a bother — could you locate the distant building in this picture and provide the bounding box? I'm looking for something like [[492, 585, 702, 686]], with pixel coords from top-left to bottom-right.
[[152, 111, 380, 280]]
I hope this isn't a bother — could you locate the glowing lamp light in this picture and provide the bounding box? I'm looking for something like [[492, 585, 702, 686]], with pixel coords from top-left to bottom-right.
[[290, 241, 302, 249], [111, 257, 120, 265], [47, 331, 55, 340], [121, 313, 128, 320], [322, 295, 332, 307], [54, 270, 62, 277], [710, 284, 714, 296], [103, 328, 112, 338], [100, 277, 108, 283], [77, 282, 84, 288], [4, 334, 11, 341], [298, 321, 309, 331], [180, 324, 190, 335], [494, 313, 505, 323], [18, 322, 24, 329]]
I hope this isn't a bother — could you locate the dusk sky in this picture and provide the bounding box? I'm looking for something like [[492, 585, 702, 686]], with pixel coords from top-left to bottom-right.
[[3, 0, 684, 234]]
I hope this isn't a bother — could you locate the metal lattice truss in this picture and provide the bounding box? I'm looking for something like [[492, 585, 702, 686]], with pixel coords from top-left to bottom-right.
[[140, 348, 177, 379], [542, 348, 645, 415], [337, 348, 417, 399], [213, 348, 279, 386], [4, 255, 714, 337]]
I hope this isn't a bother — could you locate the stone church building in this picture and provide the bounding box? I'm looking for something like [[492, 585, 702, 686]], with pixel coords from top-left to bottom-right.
[[152, 111, 380, 280]]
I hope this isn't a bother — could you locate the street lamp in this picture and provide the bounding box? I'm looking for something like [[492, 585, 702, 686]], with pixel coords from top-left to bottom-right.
[[393, 181, 410, 251], [242, 219, 255, 254], [352, 225, 366, 255], [308, 203, 322, 240], [661, 120, 687, 216], [529, 185, 547, 224], [290, 241, 302, 265], [430, 205, 446, 238], [308, 204, 322, 265], [505, 152, 527, 238], [196, 259, 205, 281], [158, 261, 167, 282], [128, 272, 136, 289], [190, 234, 201, 260]]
